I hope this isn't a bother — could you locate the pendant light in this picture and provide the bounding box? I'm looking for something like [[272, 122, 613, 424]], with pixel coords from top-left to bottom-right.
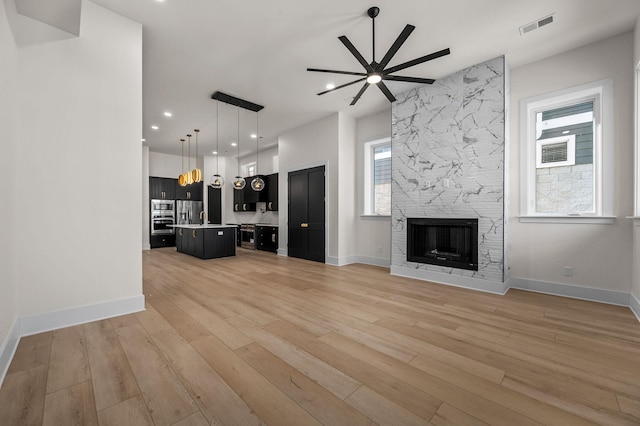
[[178, 138, 187, 186], [250, 110, 264, 191], [232, 106, 246, 190], [209, 100, 224, 189], [192, 129, 202, 183], [185, 134, 194, 185]]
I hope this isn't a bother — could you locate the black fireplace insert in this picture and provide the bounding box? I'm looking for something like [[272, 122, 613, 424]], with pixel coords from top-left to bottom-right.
[[407, 218, 478, 271]]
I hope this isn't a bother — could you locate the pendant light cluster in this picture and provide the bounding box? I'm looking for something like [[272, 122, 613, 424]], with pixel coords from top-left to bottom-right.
[[178, 130, 203, 187], [209, 101, 225, 189], [208, 92, 265, 193]]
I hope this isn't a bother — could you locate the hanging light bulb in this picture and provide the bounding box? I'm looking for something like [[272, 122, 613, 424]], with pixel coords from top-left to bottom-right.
[[210, 101, 225, 189], [251, 109, 264, 191], [192, 129, 202, 183], [178, 138, 187, 186], [232, 106, 246, 190]]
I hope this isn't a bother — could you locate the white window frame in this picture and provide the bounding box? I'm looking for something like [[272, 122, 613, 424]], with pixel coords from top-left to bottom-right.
[[520, 79, 615, 224], [245, 162, 256, 177], [363, 137, 391, 216], [536, 135, 575, 168]]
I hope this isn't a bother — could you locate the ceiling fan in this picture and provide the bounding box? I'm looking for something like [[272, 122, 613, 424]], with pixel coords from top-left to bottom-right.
[[307, 6, 450, 105]]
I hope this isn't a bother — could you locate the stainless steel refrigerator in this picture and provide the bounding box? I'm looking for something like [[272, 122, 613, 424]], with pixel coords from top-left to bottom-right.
[[176, 200, 204, 224]]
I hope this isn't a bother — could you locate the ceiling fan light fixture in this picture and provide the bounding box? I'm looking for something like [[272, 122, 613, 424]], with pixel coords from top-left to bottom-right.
[[366, 74, 382, 84]]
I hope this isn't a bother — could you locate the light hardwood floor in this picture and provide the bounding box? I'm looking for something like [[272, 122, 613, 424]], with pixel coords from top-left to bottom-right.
[[2, 247, 640, 425]]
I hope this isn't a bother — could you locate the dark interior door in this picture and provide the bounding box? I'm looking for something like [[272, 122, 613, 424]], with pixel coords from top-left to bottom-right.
[[207, 186, 222, 224], [288, 166, 325, 263]]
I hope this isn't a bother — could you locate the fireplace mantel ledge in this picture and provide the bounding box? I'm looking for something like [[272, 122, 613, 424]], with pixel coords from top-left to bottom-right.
[[519, 215, 616, 224]]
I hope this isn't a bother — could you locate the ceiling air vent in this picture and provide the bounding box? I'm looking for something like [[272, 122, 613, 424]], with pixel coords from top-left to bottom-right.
[[519, 14, 555, 35]]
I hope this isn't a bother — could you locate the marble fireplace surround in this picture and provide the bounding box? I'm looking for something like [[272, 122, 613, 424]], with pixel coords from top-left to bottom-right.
[[390, 56, 509, 294]]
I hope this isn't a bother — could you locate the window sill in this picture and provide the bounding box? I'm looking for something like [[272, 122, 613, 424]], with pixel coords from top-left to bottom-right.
[[361, 214, 391, 219], [627, 216, 640, 225], [519, 215, 616, 224]]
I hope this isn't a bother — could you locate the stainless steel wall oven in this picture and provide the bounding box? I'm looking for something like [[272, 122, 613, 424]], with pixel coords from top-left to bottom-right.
[[151, 199, 175, 235]]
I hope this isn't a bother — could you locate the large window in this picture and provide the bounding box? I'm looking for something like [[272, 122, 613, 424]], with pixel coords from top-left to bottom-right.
[[520, 79, 614, 223], [364, 138, 391, 216]]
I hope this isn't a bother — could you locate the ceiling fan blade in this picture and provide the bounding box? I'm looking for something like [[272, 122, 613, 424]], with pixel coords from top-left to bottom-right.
[[317, 77, 366, 95], [376, 81, 396, 103], [383, 75, 435, 84], [338, 35, 374, 73], [350, 83, 370, 105], [383, 48, 450, 75], [307, 68, 367, 77], [376, 24, 415, 72]]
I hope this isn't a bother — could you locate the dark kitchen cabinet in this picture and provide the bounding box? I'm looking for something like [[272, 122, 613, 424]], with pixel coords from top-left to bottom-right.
[[175, 228, 184, 252], [150, 177, 176, 200], [266, 173, 278, 211], [176, 226, 236, 259], [150, 234, 175, 249], [243, 175, 268, 203], [256, 225, 278, 253], [176, 181, 203, 201], [233, 186, 256, 212], [207, 186, 222, 224]]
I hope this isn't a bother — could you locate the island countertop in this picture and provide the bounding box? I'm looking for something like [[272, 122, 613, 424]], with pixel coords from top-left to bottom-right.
[[170, 224, 238, 229]]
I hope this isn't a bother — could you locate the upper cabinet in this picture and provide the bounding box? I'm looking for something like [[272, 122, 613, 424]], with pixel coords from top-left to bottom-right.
[[243, 175, 269, 203], [233, 186, 255, 212], [266, 173, 278, 211], [176, 181, 203, 201], [150, 177, 176, 200]]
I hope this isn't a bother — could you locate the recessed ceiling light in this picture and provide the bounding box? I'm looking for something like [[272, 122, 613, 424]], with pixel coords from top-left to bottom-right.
[[212, 151, 218, 155], [326, 83, 335, 90], [231, 142, 237, 147], [250, 134, 257, 139], [141, 138, 146, 142], [562, 130, 570, 134], [151, 125, 159, 130], [164, 111, 172, 117]]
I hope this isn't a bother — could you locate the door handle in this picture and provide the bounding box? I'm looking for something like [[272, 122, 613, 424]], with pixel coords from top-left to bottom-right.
[[301, 223, 308, 228], [179, 229, 183, 236], [268, 202, 272, 210], [192, 230, 197, 238]]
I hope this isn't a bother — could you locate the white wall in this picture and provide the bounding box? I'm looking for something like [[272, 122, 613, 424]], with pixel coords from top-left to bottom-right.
[[278, 113, 339, 261], [142, 146, 150, 249], [632, 17, 640, 315], [0, 0, 19, 381], [355, 109, 392, 266], [337, 114, 357, 264], [509, 32, 634, 297], [14, 1, 143, 320], [149, 151, 183, 178]]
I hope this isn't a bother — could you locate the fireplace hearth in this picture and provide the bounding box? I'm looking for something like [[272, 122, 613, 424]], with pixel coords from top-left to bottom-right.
[[407, 218, 478, 271]]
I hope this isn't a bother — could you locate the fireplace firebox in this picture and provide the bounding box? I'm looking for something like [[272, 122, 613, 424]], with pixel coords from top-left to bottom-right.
[[407, 218, 478, 271]]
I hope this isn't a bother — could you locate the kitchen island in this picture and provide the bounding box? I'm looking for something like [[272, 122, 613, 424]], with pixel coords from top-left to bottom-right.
[[172, 224, 236, 259]]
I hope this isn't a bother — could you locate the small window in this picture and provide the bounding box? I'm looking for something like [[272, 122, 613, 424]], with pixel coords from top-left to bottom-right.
[[536, 135, 575, 168], [364, 138, 391, 215], [246, 163, 256, 177]]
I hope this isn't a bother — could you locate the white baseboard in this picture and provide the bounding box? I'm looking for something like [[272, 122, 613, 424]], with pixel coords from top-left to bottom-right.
[[0, 319, 20, 388], [510, 277, 630, 307], [391, 265, 509, 295], [142, 244, 151, 251], [277, 248, 287, 257], [326, 255, 357, 267], [630, 293, 640, 321], [355, 255, 391, 268], [19, 295, 145, 337]]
